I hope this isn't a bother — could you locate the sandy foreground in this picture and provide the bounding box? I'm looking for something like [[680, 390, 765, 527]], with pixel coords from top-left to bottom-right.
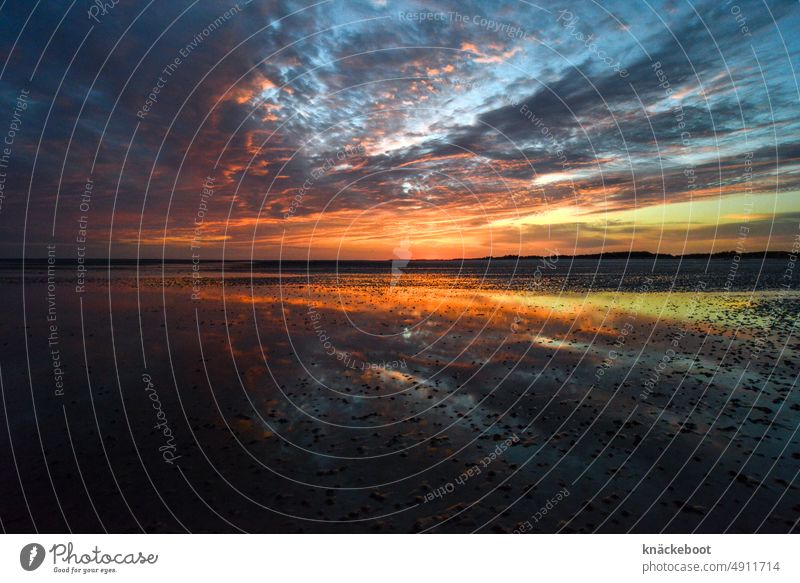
[[1, 265, 798, 532]]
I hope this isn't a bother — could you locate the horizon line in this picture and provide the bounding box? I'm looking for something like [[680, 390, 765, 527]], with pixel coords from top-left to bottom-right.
[[1, 249, 795, 263]]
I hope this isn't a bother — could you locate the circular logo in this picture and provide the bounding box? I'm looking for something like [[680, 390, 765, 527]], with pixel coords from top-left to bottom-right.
[[20, 543, 46, 571]]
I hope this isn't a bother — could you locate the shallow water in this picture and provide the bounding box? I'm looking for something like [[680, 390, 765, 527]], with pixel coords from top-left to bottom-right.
[[0, 259, 798, 532]]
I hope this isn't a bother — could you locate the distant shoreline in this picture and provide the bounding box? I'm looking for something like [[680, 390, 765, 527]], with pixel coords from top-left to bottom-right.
[[0, 250, 795, 265]]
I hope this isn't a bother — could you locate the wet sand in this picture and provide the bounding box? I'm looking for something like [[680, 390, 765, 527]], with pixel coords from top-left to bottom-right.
[[0, 260, 798, 532]]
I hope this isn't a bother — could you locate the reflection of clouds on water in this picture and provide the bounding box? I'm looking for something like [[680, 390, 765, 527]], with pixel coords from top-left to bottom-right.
[[11, 265, 795, 532]]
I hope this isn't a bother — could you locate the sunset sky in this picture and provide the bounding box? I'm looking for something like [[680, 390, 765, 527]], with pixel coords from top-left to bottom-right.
[[1, 0, 799, 259]]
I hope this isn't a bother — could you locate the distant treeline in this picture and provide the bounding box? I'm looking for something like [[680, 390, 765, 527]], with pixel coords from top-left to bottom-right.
[[472, 250, 794, 261]]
